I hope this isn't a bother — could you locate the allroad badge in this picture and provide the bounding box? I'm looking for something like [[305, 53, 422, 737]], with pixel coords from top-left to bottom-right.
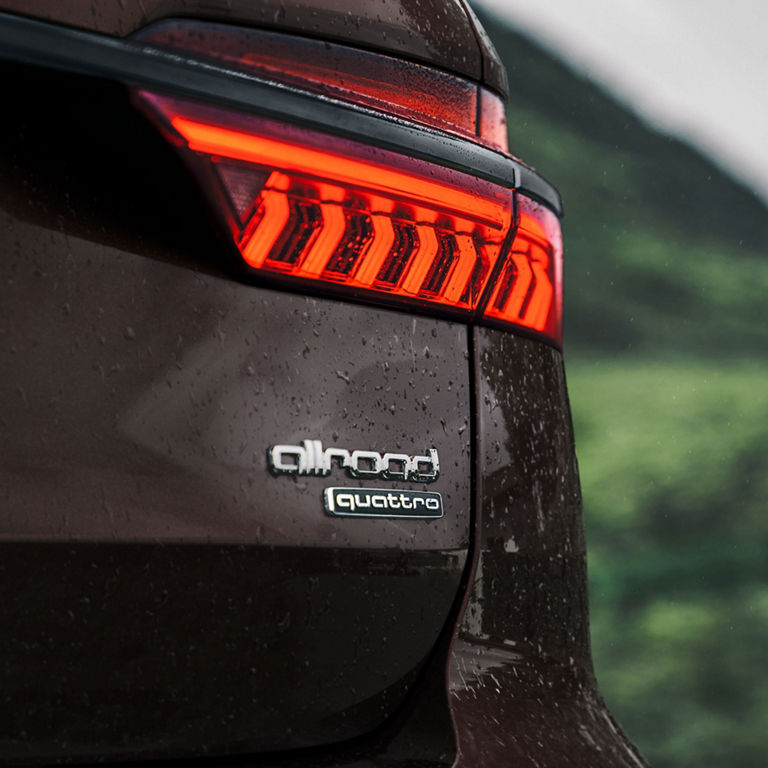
[[268, 439, 439, 483], [324, 487, 443, 519]]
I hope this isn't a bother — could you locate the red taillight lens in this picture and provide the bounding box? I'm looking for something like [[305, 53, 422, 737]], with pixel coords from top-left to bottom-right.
[[139, 93, 513, 315], [137, 93, 562, 345], [482, 196, 563, 343]]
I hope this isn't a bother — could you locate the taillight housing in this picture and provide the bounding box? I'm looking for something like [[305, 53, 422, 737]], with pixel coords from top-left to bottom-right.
[[136, 92, 562, 346]]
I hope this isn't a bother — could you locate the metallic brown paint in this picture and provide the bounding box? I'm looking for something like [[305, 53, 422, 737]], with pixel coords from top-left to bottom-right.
[[0, 227, 472, 550], [447, 329, 647, 767], [0, 65, 469, 762], [0, 544, 464, 761]]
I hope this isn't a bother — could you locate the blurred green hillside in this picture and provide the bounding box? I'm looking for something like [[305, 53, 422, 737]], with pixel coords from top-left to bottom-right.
[[474, 6, 768, 767]]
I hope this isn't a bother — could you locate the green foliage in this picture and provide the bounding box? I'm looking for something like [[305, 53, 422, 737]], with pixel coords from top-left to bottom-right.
[[569, 362, 768, 767], [474, 4, 768, 766]]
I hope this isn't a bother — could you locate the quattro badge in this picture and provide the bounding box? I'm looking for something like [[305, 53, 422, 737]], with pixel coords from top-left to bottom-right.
[[324, 487, 443, 519]]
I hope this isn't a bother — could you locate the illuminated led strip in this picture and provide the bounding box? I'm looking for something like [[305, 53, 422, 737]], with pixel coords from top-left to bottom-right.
[[443, 233, 478, 303], [298, 189, 346, 277], [400, 222, 439, 295], [353, 205, 396, 286], [240, 173, 291, 268], [172, 117, 506, 228]]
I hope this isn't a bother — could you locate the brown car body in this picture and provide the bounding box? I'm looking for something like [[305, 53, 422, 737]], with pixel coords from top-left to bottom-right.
[[0, 1, 645, 765]]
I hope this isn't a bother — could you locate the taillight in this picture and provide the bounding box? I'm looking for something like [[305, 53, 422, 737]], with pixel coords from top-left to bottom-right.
[[482, 196, 563, 342], [136, 93, 562, 346]]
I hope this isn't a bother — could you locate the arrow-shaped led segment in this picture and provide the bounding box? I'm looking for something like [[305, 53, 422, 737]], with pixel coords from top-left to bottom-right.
[[483, 197, 562, 343]]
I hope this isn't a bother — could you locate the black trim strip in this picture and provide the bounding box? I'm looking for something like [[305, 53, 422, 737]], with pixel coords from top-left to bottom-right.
[[0, 10, 562, 215]]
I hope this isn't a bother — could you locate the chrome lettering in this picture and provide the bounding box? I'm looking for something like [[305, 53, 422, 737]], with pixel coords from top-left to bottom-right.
[[268, 440, 440, 483]]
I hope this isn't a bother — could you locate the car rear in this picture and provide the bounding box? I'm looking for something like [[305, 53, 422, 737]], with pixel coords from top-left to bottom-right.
[[0, 2, 646, 765]]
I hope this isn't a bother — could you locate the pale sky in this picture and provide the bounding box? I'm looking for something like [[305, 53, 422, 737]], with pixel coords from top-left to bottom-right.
[[477, 0, 768, 202]]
